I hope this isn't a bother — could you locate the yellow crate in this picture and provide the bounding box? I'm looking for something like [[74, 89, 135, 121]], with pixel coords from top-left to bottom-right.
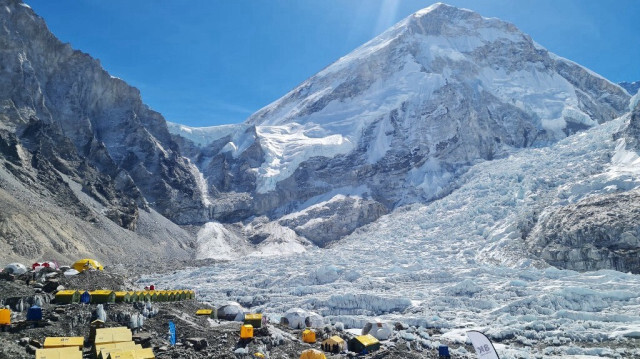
[[43, 336, 84, 349], [94, 327, 133, 345], [35, 347, 82, 359]]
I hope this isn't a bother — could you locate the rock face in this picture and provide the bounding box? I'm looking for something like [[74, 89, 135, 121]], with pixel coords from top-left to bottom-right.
[[0, 0, 199, 264], [0, 0, 208, 225], [528, 189, 640, 273], [171, 3, 629, 251]]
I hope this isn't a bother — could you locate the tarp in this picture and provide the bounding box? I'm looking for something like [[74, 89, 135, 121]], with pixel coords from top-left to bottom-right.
[[63, 269, 80, 276], [467, 330, 500, 359], [4, 262, 27, 275], [72, 258, 103, 272]]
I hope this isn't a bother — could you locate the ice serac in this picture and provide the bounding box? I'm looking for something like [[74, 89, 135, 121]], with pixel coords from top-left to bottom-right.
[[172, 3, 629, 249]]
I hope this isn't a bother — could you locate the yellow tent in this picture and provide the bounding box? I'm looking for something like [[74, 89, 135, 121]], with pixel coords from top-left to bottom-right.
[[114, 292, 130, 303], [89, 290, 115, 304], [55, 290, 80, 304], [136, 291, 151, 302], [299, 349, 326, 359], [321, 335, 346, 353], [240, 324, 254, 339], [244, 313, 263, 328], [127, 291, 139, 302], [72, 258, 103, 272], [302, 329, 316, 343]]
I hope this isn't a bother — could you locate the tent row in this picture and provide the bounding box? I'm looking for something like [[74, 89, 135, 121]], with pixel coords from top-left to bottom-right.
[[55, 290, 195, 304]]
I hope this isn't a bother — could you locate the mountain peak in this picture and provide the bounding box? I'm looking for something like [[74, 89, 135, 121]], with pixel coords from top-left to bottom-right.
[[414, 2, 470, 17]]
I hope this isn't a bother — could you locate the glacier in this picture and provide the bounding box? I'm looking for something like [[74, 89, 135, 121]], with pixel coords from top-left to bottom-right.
[[146, 110, 640, 357]]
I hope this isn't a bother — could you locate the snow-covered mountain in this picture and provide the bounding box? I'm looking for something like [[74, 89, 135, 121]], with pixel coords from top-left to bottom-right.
[[0, 0, 637, 278], [171, 3, 629, 256]]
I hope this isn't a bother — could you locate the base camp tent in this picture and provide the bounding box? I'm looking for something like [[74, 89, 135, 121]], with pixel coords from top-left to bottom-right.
[[89, 290, 115, 304], [304, 312, 324, 328], [321, 336, 346, 353], [218, 302, 247, 321], [4, 263, 27, 275], [55, 290, 80, 304], [348, 334, 380, 354], [72, 259, 103, 272], [362, 319, 393, 340], [299, 349, 326, 359], [302, 329, 316, 343], [280, 308, 307, 329], [244, 313, 262, 328]]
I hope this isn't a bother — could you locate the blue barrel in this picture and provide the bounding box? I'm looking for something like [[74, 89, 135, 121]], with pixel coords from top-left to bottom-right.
[[26, 305, 42, 321]]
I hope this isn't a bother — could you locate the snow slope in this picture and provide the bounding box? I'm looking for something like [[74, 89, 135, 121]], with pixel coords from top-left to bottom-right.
[[147, 113, 640, 357]]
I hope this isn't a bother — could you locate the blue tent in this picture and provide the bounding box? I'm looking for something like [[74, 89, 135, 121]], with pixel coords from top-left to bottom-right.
[[81, 291, 90, 304], [26, 305, 42, 321]]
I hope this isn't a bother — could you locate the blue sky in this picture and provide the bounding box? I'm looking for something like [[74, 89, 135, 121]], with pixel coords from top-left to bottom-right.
[[26, 0, 640, 127]]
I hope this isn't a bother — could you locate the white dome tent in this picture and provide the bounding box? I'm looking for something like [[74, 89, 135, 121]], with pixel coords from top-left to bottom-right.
[[304, 311, 324, 328], [280, 308, 307, 329], [362, 318, 393, 340], [217, 302, 247, 321], [4, 263, 27, 275]]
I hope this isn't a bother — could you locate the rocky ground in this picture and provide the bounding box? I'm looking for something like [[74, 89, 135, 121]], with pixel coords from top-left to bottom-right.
[[0, 268, 477, 358]]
